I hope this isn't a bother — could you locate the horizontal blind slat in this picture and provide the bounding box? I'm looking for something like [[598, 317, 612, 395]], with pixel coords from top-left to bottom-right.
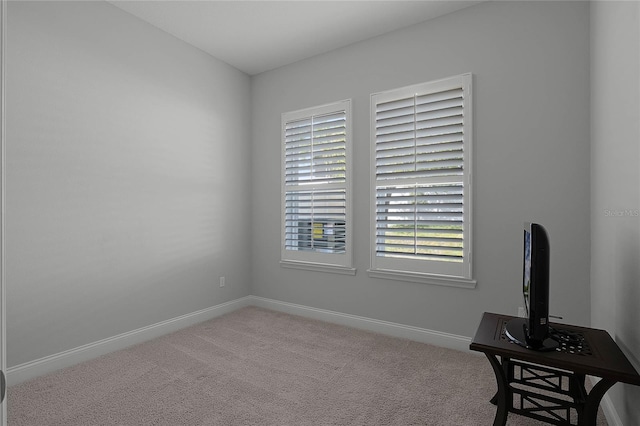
[[376, 97, 414, 114], [416, 88, 464, 106]]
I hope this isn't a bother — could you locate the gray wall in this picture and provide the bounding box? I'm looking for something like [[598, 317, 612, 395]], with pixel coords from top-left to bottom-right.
[[251, 0, 591, 338], [6, 1, 252, 367], [591, 1, 640, 424], [5, 0, 639, 423]]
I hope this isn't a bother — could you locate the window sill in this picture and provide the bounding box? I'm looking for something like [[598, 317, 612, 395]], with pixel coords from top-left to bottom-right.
[[367, 268, 476, 288], [280, 260, 356, 275]]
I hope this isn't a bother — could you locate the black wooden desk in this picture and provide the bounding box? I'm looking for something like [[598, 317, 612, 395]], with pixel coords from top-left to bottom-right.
[[470, 312, 640, 426]]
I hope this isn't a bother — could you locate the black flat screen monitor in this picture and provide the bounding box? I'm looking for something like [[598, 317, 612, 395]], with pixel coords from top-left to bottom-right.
[[505, 223, 558, 351]]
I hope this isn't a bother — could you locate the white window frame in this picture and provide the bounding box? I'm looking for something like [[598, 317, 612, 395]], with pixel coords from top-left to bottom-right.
[[281, 100, 354, 275], [368, 74, 475, 287]]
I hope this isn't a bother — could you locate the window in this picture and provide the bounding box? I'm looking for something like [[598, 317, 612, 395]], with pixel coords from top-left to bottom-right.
[[369, 74, 474, 287], [281, 100, 354, 274]]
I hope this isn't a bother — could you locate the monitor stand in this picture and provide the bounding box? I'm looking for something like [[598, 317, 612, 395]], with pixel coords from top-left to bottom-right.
[[505, 317, 559, 351]]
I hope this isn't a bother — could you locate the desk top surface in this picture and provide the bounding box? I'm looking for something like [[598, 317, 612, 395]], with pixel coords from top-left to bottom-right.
[[470, 312, 640, 386]]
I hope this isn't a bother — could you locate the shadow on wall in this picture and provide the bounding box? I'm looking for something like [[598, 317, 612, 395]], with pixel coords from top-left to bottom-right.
[[622, 385, 640, 425], [616, 219, 640, 425]]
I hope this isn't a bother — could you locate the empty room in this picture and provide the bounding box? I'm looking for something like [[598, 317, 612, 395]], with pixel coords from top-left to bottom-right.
[[1, 0, 639, 425]]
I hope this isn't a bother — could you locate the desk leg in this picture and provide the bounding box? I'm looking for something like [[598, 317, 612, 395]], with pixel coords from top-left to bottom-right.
[[485, 353, 509, 426], [580, 378, 615, 426]]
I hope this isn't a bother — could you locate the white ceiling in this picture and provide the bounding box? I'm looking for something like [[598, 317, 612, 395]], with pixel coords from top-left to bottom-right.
[[108, 1, 482, 75]]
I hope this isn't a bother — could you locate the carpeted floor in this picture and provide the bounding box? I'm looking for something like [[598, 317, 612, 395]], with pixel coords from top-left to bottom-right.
[[8, 306, 608, 425]]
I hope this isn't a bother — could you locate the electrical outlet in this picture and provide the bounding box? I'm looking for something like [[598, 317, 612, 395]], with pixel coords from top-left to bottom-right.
[[219, 276, 225, 288], [517, 306, 526, 318]]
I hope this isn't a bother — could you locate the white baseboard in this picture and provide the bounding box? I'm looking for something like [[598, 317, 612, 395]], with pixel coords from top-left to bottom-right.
[[9, 294, 632, 426], [249, 296, 473, 353], [7, 295, 474, 386], [6, 296, 253, 386]]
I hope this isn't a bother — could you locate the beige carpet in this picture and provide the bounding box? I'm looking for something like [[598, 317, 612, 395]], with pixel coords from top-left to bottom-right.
[[8, 307, 607, 425]]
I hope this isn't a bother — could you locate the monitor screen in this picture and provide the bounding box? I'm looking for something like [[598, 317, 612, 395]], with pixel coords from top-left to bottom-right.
[[506, 223, 558, 351]]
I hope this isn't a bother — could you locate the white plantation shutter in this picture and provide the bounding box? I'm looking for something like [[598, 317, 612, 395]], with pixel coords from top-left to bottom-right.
[[375, 89, 464, 181], [375, 183, 463, 260], [370, 74, 473, 283], [284, 111, 347, 187], [282, 100, 353, 272], [284, 189, 346, 253]]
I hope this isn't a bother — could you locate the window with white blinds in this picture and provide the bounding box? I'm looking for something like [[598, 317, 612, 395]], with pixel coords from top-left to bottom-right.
[[370, 74, 473, 284], [281, 100, 354, 274]]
